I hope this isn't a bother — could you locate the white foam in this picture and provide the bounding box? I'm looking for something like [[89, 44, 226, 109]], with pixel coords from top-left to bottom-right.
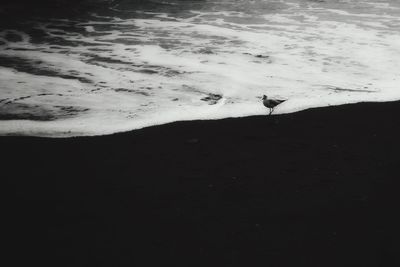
[[1, 0, 400, 137]]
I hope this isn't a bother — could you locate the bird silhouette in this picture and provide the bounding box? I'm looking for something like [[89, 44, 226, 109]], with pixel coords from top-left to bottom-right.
[[262, 95, 286, 115]]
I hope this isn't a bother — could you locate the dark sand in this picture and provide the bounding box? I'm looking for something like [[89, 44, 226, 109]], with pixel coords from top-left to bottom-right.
[[3, 101, 399, 266]]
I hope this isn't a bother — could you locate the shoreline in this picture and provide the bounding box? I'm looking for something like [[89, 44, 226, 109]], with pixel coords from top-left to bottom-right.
[[3, 100, 399, 266], [1, 98, 399, 138]]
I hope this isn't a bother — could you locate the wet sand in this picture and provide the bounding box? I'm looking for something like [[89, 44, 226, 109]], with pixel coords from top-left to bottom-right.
[[2, 101, 399, 266]]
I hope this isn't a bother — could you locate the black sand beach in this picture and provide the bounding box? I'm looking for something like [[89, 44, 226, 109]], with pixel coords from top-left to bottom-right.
[[3, 101, 399, 266]]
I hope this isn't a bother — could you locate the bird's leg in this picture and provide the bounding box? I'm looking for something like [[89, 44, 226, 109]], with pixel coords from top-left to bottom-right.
[[269, 108, 272, 115]]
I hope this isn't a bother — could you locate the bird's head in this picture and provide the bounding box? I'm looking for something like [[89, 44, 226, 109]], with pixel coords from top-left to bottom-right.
[[262, 95, 267, 100]]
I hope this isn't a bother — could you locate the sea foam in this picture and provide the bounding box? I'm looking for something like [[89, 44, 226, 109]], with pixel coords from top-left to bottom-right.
[[0, 0, 399, 137]]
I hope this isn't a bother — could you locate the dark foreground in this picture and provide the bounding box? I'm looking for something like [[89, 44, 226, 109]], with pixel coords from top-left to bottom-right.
[[3, 101, 400, 266]]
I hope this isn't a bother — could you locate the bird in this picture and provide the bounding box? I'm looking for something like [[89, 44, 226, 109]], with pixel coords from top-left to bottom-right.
[[262, 95, 286, 115]]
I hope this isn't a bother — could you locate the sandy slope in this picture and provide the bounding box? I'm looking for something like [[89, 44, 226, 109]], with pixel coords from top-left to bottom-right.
[[2, 101, 400, 266]]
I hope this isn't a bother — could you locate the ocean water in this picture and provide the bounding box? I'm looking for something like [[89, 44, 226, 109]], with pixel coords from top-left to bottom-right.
[[0, 0, 399, 137]]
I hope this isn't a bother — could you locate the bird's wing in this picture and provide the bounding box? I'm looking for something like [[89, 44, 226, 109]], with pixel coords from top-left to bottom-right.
[[270, 99, 286, 105]]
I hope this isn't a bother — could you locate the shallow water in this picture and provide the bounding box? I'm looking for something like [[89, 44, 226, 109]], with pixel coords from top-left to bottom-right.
[[1, 0, 399, 137]]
